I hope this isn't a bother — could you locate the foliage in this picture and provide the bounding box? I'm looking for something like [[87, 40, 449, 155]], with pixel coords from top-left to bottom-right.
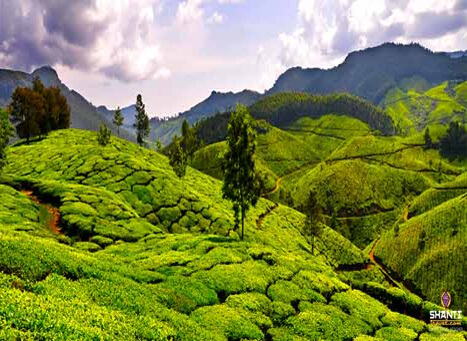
[[222, 105, 260, 240], [113, 106, 124, 136], [9, 77, 70, 143], [134, 94, 150, 146], [181, 118, 197, 162], [439, 121, 467, 159], [196, 92, 395, 145], [97, 124, 112, 146], [169, 135, 188, 180], [301, 190, 323, 255]]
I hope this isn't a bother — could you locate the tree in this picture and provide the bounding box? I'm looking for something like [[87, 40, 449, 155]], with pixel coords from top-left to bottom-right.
[[169, 135, 187, 180], [302, 190, 323, 255], [181, 118, 197, 162], [440, 122, 467, 158], [222, 104, 260, 240], [113, 106, 124, 136], [134, 94, 150, 146], [9, 87, 45, 144], [424, 127, 432, 149], [0, 108, 14, 172], [97, 124, 111, 146]]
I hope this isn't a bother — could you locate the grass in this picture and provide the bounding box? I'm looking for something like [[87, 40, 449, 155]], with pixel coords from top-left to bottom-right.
[[0, 129, 461, 339]]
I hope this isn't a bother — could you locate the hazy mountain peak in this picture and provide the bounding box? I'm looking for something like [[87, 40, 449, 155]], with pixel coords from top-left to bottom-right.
[[31, 65, 61, 87]]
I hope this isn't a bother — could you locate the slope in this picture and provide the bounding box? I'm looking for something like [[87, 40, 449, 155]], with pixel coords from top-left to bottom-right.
[[375, 190, 467, 313], [1, 129, 464, 340], [381, 81, 467, 136]]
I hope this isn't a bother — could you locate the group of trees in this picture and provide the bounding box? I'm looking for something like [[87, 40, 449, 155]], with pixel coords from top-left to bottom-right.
[[195, 92, 396, 146], [9, 78, 70, 143], [100, 94, 151, 147], [440, 122, 467, 158], [423, 123, 467, 159]]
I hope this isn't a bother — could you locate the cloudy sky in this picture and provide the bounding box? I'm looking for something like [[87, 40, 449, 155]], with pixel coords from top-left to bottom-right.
[[1, 0, 466, 117]]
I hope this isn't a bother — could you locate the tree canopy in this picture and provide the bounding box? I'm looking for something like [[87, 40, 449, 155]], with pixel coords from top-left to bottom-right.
[[440, 122, 467, 158], [9, 77, 70, 143]]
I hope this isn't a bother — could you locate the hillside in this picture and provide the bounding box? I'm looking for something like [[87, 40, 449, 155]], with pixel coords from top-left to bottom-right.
[[1, 129, 464, 339], [0, 66, 134, 140], [376, 187, 467, 312], [195, 92, 395, 146], [382, 81, 467, 136], [268, 43, 467, 104]]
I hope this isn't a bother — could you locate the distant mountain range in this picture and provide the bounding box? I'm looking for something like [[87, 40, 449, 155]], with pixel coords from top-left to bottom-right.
[[1, 43, 467, 145], [267, 43, 467, 104]]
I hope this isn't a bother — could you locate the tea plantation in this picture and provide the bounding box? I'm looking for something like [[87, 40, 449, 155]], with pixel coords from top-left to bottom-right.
[[1, 129, 465, 340]]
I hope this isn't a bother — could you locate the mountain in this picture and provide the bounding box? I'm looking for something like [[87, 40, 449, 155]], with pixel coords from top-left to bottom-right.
[[97, 104, 136, 133], [448, 50, 467, 59], [0, 66, 134, 141], [267, 43, 467, 104], [149, 89, 261, 145]]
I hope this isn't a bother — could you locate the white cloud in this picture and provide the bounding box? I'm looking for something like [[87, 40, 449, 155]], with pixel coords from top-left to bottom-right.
[[0, 0, 170, 82], [208, 12, 224, 24], [176, 0, 205, 24]]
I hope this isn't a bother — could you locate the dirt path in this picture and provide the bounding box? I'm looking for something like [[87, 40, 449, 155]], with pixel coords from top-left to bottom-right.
[[262, 177, 283, 197], [22, 190, 62, 235]]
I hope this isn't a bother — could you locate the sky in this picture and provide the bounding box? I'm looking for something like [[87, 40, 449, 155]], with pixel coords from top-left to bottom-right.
[[0, 0, 466, 118]]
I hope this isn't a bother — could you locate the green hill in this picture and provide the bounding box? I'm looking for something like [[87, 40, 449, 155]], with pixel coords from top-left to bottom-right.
[[382, 81, 467, 136], [1, 129, 463, 340], [375, 192, 467, 313]]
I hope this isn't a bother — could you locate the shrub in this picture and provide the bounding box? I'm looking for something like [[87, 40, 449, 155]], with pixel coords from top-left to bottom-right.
[[98, 124, 111, 146]]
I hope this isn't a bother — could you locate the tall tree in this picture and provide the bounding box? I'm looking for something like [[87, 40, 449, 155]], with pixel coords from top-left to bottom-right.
[[134, 94, 150, 146], [222, 104, 260, 240], [181, 118, 197, 162], [113, 106, 124, 136], [169, 135, 187, 180], [0, 108, 14, 172], [302, 190, 323, 255], [9, 87, 45, 144]]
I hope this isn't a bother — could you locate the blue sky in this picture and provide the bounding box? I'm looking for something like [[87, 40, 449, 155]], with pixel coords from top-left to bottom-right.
[[1, 0, 466, 117]]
